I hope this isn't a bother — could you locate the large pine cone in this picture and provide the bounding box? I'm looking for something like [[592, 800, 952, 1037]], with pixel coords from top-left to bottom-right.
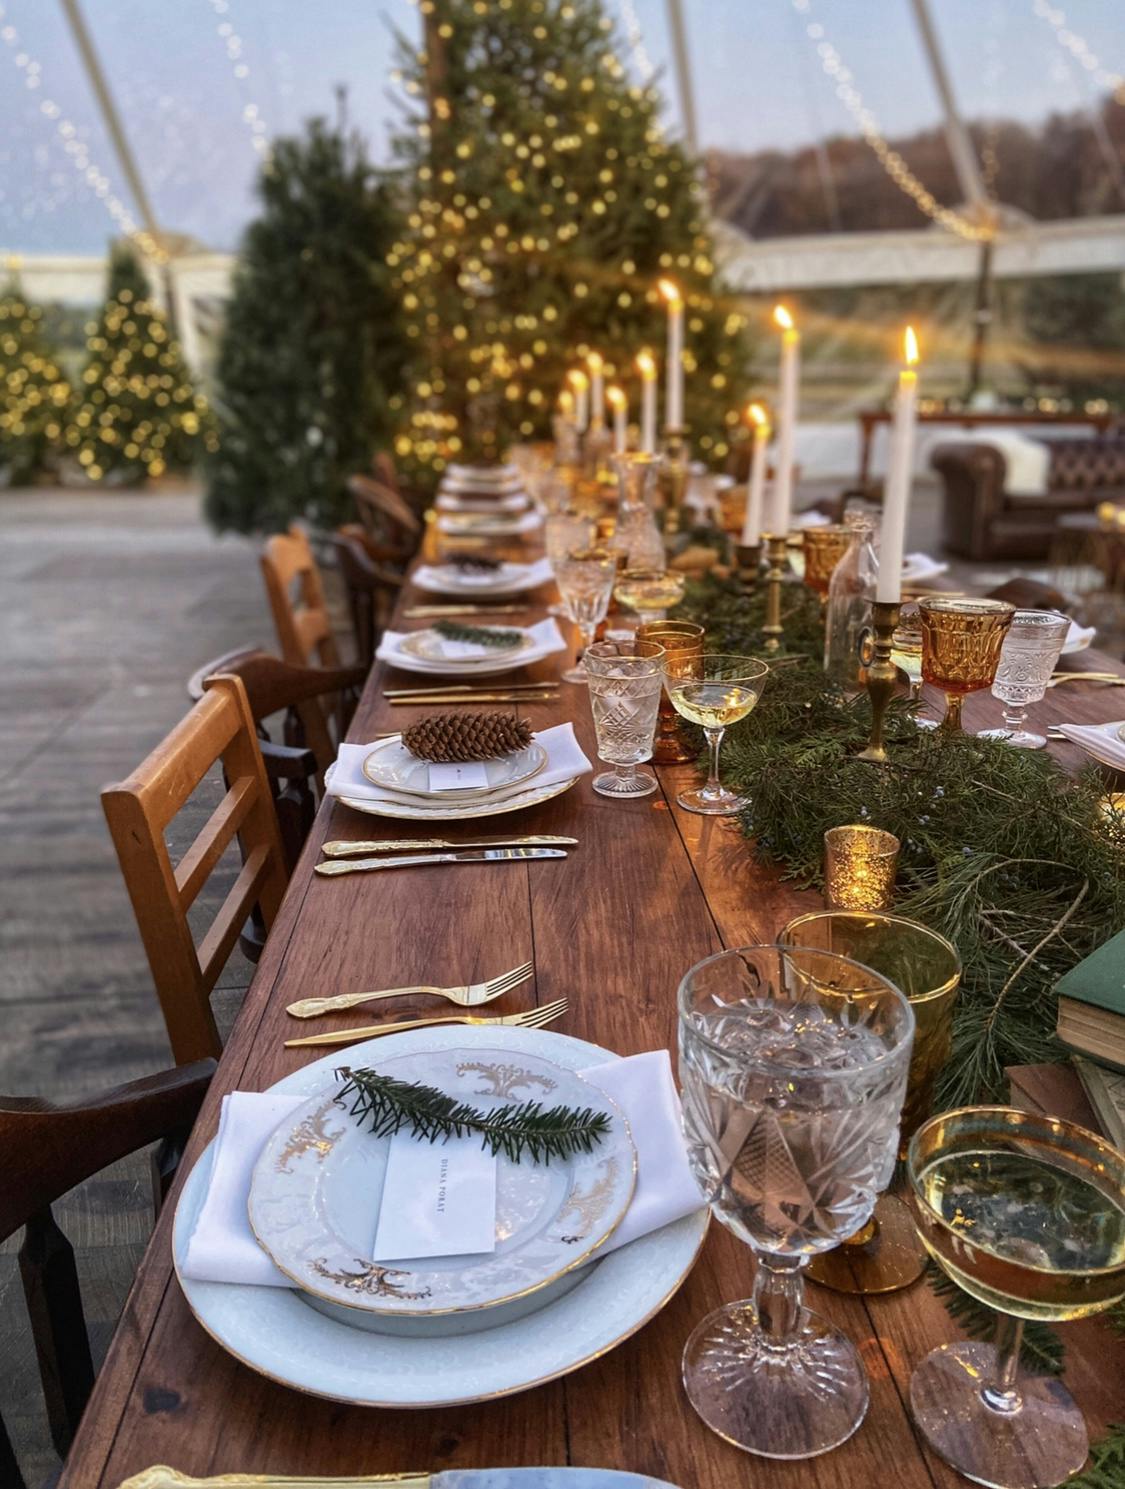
[[401, 711, 534, 762]]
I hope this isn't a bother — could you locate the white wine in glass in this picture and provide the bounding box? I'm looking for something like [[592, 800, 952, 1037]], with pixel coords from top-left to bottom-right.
[[664, 654, 769, 814]]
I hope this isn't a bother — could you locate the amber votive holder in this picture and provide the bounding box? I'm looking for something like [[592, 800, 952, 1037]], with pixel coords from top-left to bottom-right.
[[801, 524, 851, 598], [638, 618, 704, 764], [823, 825, 900, 911]]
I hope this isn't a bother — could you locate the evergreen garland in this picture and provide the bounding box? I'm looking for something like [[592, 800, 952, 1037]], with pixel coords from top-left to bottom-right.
[[432, 619, 523, 648]]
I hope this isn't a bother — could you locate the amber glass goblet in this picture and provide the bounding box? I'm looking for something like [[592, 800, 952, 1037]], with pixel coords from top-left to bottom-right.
[[780, 910, 961, 1294], [918, 597, 1015, 733], [637, 619, 703, 764], [801, 525, 851, 598]]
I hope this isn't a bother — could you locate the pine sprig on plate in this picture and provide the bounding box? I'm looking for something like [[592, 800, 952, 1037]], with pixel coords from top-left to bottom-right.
[[335, 1066, 610, 1164], [432, 619, 523, 648]]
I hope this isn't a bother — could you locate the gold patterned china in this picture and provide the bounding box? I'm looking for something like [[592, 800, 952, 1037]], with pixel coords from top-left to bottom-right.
[[248, 1046, 637, 1325], [801, 525, 851, 598], [917, 596, 1015, 733], [823, 825, 900, 911], [779, 910, 961, 1294]]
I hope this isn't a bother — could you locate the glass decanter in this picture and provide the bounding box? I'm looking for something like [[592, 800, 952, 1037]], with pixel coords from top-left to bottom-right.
[[824, 511, 879, 693], [611, 453, 666, 570]]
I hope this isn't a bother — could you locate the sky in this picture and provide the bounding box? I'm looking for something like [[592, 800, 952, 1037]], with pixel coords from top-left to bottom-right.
[[0, 0, 1120, 255]]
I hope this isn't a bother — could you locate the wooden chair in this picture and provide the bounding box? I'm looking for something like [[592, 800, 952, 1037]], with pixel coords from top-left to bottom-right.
[[186, 647, 366, 868], [985, 576, 1070, 614], [334, 525, 405, 666], [348, 472, 421, 566], [0, 1058, 215, 1486], [102, 675, 289, 1065], [260, 527, 343, 670]]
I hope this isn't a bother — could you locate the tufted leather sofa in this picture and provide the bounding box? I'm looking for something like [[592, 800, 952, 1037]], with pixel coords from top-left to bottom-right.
[[931, 434, 1125, 561]]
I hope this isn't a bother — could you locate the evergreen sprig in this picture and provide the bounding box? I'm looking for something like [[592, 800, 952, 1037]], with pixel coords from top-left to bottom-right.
[[925, 1264, 1065, 1375], [1068, 1427, 1125, 1487], [335, 1066, 610, 1164], [433, 620, 523, 648]]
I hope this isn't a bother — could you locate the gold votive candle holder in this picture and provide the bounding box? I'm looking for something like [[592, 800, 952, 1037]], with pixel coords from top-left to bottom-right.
[[823, 825, 900, 911], [638, 618, 704, 764], [801, 524, 851, 597]]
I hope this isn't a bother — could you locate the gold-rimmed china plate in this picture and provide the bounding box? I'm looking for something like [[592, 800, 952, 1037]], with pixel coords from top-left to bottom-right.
[[361, 737, 548, 800], [400, 627, 531, 666]]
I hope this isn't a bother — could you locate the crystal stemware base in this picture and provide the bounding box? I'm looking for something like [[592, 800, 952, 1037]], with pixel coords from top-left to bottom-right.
[[682, 1299, 869, 1458], [910, 1340, 1087, 1489], [676, 782, 750, 815], [562, 660, 589, 684], [592, 766, 657, 798], [977, 726, 1047, 751]]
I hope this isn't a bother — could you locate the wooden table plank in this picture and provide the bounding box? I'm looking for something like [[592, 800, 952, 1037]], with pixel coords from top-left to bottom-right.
[[60, 565, 1125, 1489]]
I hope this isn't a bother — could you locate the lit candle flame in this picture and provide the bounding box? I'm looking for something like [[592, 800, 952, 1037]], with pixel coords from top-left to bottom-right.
[[746, 401, 769, 430], [567, 369, 589, 392], [658, 278, 683, 308], [558, 389, 575, 412], [588, 350, 604, 374], [635, 349, 657, 380], [904, 325, 920, 366], [773, 304, 794, 332], [606, 384, 626, 410]]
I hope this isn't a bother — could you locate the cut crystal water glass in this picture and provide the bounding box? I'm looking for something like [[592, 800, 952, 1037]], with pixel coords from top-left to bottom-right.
[[678, 945, 914, 1458], [583, 639, 665, 798], [980, 608, 1069, 749], [553, 547, 617, 685]]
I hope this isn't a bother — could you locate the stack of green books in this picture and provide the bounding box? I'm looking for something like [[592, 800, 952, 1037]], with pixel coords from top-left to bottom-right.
[[1056, 926, 1125, 1074]]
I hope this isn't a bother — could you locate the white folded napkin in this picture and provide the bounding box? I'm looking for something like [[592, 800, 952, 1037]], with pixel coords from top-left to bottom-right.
[[1062, 621, 1097, 655], [902, 552, 950, 583], [1056, 720, 1125, 771], [437, 510, 543, 536], [326, 720, 592, 805], [413, 556, 556, 596], [435, 492, 528, 514], [180, 1049, 704, 1288], [376, 616, 566, 674], [791, 510, 830, 529]]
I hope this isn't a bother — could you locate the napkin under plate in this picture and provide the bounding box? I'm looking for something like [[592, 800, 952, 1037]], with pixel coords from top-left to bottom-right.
[[376, 617, 565, 674], [1056, 720, 1125, 772], [180, 1050, 703, 1288], [326, 722, 591, 807]]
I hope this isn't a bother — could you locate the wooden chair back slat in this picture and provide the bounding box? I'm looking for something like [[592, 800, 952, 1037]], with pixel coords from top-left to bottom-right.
[[196, 842, 274, 987], [102, 676, 288, 1064], [348, 473, 422, 565], [334, 525, 404, 668], [260, 528, 342, 671], [0, 1061, 215, 1482]]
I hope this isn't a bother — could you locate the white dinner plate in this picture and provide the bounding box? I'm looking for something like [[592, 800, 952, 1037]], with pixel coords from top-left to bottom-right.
[[400, 626, 532, 666], [413, 563, 552, 598], [327, 763, 580, 821], [247, 1046, 636, 1318], [173, 1026, 709, 1407], [438, 511, 543, 537], [362, 737, 548, 799], [447, 462, 520, 486]]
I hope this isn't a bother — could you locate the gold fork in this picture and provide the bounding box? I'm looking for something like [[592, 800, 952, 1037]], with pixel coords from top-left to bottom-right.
[[284, 997, 568, 1048], [285, 961, 533, 1018]]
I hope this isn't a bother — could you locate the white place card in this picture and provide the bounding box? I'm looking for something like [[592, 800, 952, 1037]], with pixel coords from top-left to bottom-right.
[[427, 761, 490, 792], [437, 640, 490, 660], [372, 1132, 498, 1261]]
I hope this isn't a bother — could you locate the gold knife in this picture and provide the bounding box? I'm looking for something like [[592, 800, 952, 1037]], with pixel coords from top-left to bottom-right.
[[314, 846, 567, 877], [322, 835, 578, 857], [385, 681, 556, 698], [389, 692, 559, 705], [403, 605, 530, 617]]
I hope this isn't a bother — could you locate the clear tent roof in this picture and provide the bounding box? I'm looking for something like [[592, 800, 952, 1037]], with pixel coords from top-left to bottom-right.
[[0, 0, 1121, 255]]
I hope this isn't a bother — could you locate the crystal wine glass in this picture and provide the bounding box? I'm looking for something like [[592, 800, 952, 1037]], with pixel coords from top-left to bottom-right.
[[613, 568, 686, 622], [663, 653, 769, 815], [918, 597, 1015, 733], [545, 510, 596, 564], [908, 1106, 1125, 1489], [678, 945, 915, 1458], [583, 639, 665, 798], [979, 608, 1070, 750], [553, 547, 617, 685], [780, 910, 961, 1294]]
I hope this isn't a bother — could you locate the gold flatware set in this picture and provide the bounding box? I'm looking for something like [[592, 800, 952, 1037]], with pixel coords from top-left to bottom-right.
[[284, 997, 569, 1048], [1047, 672, 1125, 688], [385, 680, 556, 699], [322, 835, 576, 857], [403, 604, 529, 619], [287, 961, 534, 1018]]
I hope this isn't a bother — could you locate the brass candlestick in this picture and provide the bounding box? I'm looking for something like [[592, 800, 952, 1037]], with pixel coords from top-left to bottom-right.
[[761, 533, 788, 653], [659, 426, 688, 539], [734, 542, 762, 593], [856, 598, 901, 763]]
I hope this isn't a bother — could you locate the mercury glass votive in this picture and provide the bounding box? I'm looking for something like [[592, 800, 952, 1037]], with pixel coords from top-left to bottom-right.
[[801, 525, 851, 598], [823, 826, 900, 911], [917, 597, 1015, 734]]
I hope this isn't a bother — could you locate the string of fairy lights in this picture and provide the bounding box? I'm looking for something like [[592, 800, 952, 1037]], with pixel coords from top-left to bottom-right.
[[789, 0, 990, 242], [1031, 0, 1125, 107], [205, 0, 271, 160]]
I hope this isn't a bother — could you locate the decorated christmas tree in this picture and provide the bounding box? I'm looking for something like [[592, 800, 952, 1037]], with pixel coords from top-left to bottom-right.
[[64, 245, 209, 484], [206, 119, 409, 533], [388, 0, 751, 478], [0, 282, 71, 484]]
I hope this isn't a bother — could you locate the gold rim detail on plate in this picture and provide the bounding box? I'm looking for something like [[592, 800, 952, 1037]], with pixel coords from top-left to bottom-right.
[[338, 775, 579, 822], [399, 628, 532, 665], [360, 739, 548, 801]]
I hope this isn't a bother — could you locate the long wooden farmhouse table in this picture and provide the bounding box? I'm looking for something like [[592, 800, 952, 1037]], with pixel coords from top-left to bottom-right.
[[61, 559, 1125, 1489]]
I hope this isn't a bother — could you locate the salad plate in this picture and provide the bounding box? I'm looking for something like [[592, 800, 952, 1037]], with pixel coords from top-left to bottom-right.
[[362, 736, 548, 798]]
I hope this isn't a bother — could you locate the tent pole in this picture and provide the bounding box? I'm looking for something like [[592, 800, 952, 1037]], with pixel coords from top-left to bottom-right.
[[664, 0, 699, 155]]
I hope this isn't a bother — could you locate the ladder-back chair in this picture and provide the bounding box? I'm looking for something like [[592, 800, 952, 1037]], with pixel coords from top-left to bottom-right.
[[334, 525, 405, 667], [102, 675, 288, 1064], [260, 527, 343, 670], [348, 473, 421, 566]]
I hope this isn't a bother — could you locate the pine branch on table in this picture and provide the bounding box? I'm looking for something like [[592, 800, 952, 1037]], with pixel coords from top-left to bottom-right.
[[432, 619, 523, 648], [925, 1263, 1065, 1375]]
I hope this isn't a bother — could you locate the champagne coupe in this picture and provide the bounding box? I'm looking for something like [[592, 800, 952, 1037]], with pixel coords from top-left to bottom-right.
[[583, 639, 665, 798], [678, 945, 915, 1458], [613, 568, 686, 622], [908, 1106, 1125, 1489], [918, 597, 1015, 734], [979, 609, 1069, 750], [664, 653, 770, 815], [780, 910, 961, 1294], [553, 547, 617, 685]]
